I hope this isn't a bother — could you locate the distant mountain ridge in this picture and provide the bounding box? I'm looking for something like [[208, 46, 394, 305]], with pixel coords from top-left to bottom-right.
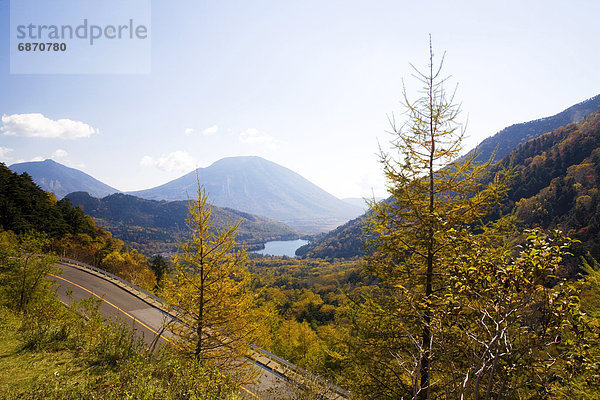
[[470, 94, 600, 163], [129, 156, 362, 233], [66, 191, 298, 254], [299, 94, 600, 259], [9, 159, 119, 199], [9, 156, 363, 233]]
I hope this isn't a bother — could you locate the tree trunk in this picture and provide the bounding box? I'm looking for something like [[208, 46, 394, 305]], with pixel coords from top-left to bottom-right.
[[418, 50, 436, 399], [195, 240, 205, 360]]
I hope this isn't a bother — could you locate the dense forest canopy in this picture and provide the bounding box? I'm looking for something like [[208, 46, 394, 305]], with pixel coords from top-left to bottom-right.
[[0, 163, 96, 237]]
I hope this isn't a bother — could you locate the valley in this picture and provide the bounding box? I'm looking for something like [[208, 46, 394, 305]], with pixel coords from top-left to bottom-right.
[[65, 191, 299, 254], [3, 2, 600, 398], [4, 93, 600, 400]]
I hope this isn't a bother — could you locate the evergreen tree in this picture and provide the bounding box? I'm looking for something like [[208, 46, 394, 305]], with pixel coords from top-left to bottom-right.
[[150, 254, 170, 288]]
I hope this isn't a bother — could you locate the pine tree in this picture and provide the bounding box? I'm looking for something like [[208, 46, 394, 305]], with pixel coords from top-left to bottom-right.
[[150, 254, 170, 288]]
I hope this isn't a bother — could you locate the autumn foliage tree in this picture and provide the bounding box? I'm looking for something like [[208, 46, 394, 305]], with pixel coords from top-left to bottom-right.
[[162, 186, 259, 376], [101, 249, 156, 290], [0, 231, 59, 312], [349, 40, 589, 399], [353, 40, 503, 399], [441, 226, 591, 398]]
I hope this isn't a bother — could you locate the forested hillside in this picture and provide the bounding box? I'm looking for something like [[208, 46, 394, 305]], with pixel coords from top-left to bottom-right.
[[469, 93, 600, 163], [300, 109, 600, 260], [0, 163, 96, 237], [497, 111, 600, 258], [66, 191, 298, 254], [295, 215, 365, 259], [0, 164, 157, 289]]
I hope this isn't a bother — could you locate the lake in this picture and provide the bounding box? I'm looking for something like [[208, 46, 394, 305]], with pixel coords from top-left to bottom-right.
[[252, 239, 309, 257]]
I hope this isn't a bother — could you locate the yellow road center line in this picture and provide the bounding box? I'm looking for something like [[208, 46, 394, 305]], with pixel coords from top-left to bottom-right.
[[49, 273, 173, 343], [239, 384, 260, 398], [49, 272, 261, 399]]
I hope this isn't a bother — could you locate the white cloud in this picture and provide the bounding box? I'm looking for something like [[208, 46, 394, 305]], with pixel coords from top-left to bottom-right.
[[239, 128, 279, 150], [1, 113, 98, 139], [140, 155, 155, 167], [202, 124, 219, 135], [52, 149, 68, 159], [31, 156, 45, 162], [184, 125, 218, 136], [139, 151, 197, 174], [0, 147, 13, 158]]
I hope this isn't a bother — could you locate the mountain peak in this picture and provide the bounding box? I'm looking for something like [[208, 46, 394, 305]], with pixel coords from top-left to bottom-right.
[[214, 155, 263, 162], [209, 156, 274, 167], [129, 156, 361, 233], [9, 159, 120, 199]]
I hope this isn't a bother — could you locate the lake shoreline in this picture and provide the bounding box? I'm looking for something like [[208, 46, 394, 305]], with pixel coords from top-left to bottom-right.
[[251, 239, 310, 258]]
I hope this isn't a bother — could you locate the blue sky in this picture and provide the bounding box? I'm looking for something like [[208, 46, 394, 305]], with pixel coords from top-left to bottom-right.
[[1, 0, 599, 198]]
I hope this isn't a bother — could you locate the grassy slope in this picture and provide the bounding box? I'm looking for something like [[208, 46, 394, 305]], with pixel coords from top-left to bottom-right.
[[0, 305, 240, 400], [0, 307, 90, 398]]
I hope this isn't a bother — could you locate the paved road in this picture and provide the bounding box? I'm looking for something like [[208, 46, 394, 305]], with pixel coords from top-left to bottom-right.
[[50, 262, 293, 399], [52, 263, 173, 346]]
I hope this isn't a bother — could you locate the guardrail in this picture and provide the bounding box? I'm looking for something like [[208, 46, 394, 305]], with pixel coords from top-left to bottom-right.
[[55, 257, 350, 399], [249, 344, 350, 399], [57, 256, 170, 312]]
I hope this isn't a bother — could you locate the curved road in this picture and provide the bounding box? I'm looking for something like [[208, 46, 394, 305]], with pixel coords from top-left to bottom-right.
[[52, 263, 172, 346], [50, 262, 291, 399]]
